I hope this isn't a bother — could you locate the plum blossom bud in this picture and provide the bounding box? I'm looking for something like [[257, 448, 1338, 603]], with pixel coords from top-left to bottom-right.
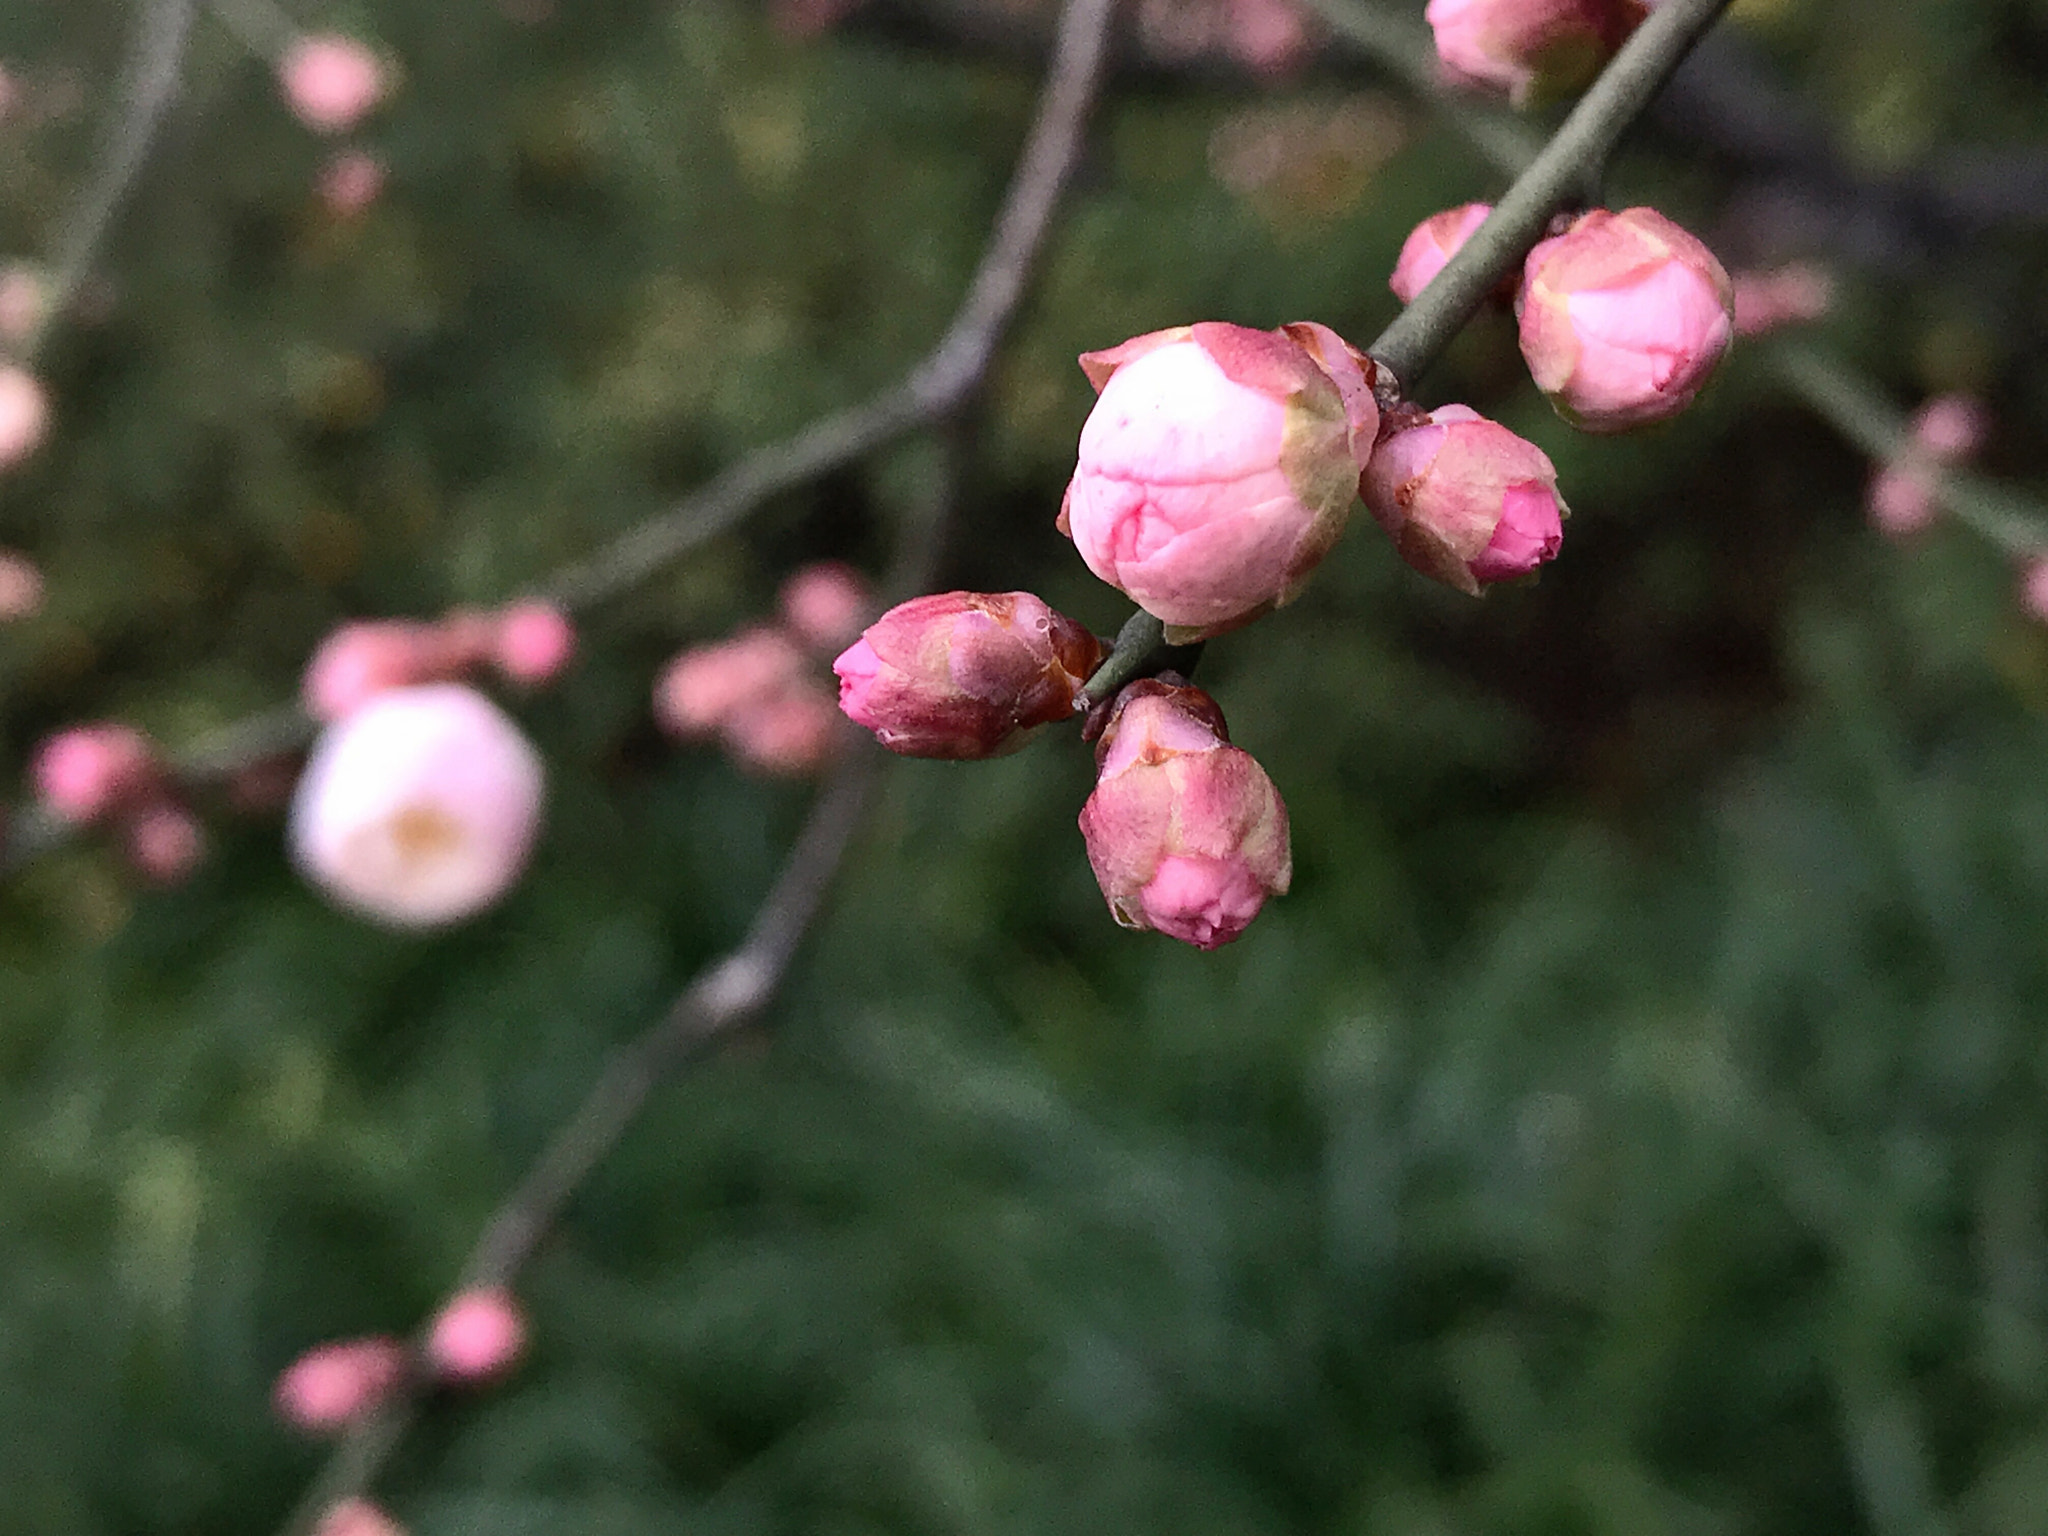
[[834, 591, 1102, 759], [302, 620, 439, 721], [1389, 203, 1492, 304], [289, 684, 544, 928], [1866, 462, 1936, 539], [1864, 395, 1988, 538], [1518, 207, 1734, 432], [273, 1337, 407, 1433], [0, 547, 42, 620], [427, 1288, 527, 1384], [490, 600, 576, 686], [279, 35, 387, 134], [0, 364, 49, 468], [1911, 394, 1989, 461], [317, 150, 387, 218], [1060, 321, 1378, 637], [33, 724, 158, 825], [1426, 0, 1644, 106], [778, 561, 872, 652], [2022, 560, 2048, 625], [1361, 405, 1565, 594], [313, 1500, 407, 1536], [724, 684, 841, 776], [1077, 680, 1291, 950], [655, 627, 808, 738], [124, 802, 205, 884]]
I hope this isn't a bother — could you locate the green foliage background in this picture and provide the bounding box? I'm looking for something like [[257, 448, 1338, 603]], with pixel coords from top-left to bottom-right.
[[5, 0, 2048, 1531]]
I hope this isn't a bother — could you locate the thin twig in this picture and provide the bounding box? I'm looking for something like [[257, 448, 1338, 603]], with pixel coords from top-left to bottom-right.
[[270, 0, 1115, 1525], [19, 0, 198, 363]]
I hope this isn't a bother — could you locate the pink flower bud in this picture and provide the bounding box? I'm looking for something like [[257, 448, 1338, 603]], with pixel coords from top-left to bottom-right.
[[0, 547, 42, 620], [833, 591, 1103, 759], [1360, 405, 1566, 594], [1518, 208, 1734, 432], [278, 35, 387, 134], [1389, 203, 1493, 305], [777, 561, 872, 652], [289, 684, 544, 928], [317, 150, 387, 218], [724, 684, 842, 776], [32, 724, 158, 825], [313, 1499, 408, 1536], [1059, 321, 1379, 637], [1426, 0, 1644, 106], [655, 626, 809, 738], [1224, 0, 1312, 75], [1866, 462, 1937, 538], [1730, 262, 1833, 337], [302, 621, 440, 721], [490, 601, 576, 686], [2023, 560, 2048, 625], [1910, 394, 1988, 462], [1077, 680, 1291, 950], [273, 1337, 407, 1433], [124, 802, 205, 884], [426, 1288, 526, 1384], [0, 364, 50, 468], [0, 263, 48, 346]]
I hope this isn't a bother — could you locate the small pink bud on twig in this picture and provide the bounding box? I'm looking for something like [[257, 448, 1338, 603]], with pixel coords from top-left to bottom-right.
[[124, 802, 205, 885], [724, 684, 842, 776], [1389, 203, 1494, 305], [289, 684, 545, 928], [426, 1288, 527, 1384], [1730, 262, 1833, 337], [1060, 320, 1378, 638], [1909, 393, 1989, 462], [1865, 462, 1936, 539], [1518, 207, 1734, 432], [1361, 405, 1566, 594], [655, 627, 809, 738], [834, 591, 1102, 759], [302, 621, 441, 721], [490, 600, 576, 686], [1426, 0, 1644, 107], [1078, 679, 1291, 950], [777, 562, 872, 653], [274, 1337, 407, 1433], [279, 36, 387, 134], [32, 724, 159, 825], [0, 364, 50, 468], [312, 1498, 408, 1536], [317, 150, 387, 218]]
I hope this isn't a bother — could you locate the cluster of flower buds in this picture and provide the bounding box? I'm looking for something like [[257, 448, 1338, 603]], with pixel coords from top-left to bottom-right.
[[302, 599, 575, 721], [1866, 393, 1990, 539], [30, 724, 206, 884], [1426, 0, 1647, 107], [656, 561, 869, 776], [1391, 202, 1736, 434]]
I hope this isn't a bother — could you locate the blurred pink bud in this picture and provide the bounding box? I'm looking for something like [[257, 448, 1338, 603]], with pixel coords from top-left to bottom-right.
[[1910, 394, 1989, 462], [32, 724, 158, 825], [834, 591, 1103, 759], [1389, 203, 1493, 305], [2023, 561, 2048, 624], [1730, 262, 1833, 337], [289, 684, 545, 928], [124, 802, 205, 884], [1518, 207, 1734, 432], [313, 1499, 407, 1536], [1225, 0, 1312, 74], [1866, 462, 1937, 538], [1060, 321, 1378, 637], [279, 35, 387, 134], [491, 601, 576, 686], [0, 263, 47, 346], [317, 150, 387, 218], [1426, 0, 1644, 106], [1361, 404, 1566, 594], [0, 365, 50, 467], [1077, 680, 1291, 950], [655, 626, 809, 738], [273, 1337, 407, 1433], [302, 621, 439, 722], [427, 1288, 526, 1384], [0, 547, 42, 620], [725, 684, 842, 776], [777, 562, 872, 652]]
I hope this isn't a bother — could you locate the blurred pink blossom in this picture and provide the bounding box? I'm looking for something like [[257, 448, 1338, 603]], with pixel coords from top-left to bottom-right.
[[491, 601, 576, 686], [427, 1289, 527, 1383], [279, 35, 386, 134], [1730, 262, 1833, 337], [778, 562, 871, 653], [0, 365, 50, 467], [32, 724, 157, 825], [0, 547, 42, 620], [655, 626, 808, 738], [124, 802, 205, 885], [273, 1338, 407, 1433], [317, 150, 386, 217], [724, 684, 842, 777], [313, 1499, 408, 1536], [2023, 560, 2048, 624], [302, 620, 440, 722]]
